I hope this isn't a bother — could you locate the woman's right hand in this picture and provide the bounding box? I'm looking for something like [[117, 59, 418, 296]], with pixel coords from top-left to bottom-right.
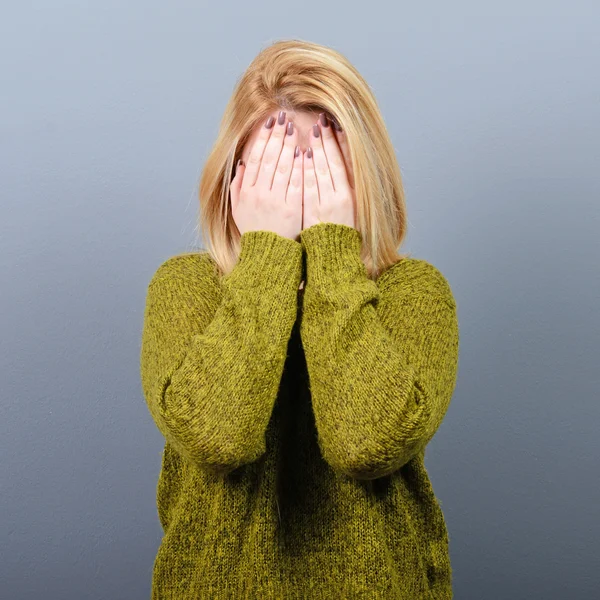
[[230, 111, 303, 242]]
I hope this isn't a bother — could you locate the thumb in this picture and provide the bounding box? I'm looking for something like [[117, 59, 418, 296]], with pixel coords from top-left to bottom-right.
[[302, 182, 315, 228], [230, 159, 245, 212]]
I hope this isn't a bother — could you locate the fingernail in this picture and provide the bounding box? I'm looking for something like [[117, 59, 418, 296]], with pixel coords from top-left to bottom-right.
[[332, 119, 342, 132], [312, 124, 320, 137], [278, 110, 286, 125], [287, 121, 294, 135], [294, 145, 300, 157], [237, 159, 244, 167], [319, 113, 329, 127], [307, 146, 313, 159], [265, 116, 275, 129]]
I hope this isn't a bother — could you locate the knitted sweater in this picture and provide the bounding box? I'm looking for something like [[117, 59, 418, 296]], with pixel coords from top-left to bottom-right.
[[139, 222, 460, 599]]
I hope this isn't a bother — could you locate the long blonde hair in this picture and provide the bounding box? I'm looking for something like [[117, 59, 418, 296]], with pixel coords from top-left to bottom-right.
[[189, 38, 410, 281]]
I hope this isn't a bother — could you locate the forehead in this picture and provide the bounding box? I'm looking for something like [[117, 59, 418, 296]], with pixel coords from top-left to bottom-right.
[[241, 108, 323, 157]]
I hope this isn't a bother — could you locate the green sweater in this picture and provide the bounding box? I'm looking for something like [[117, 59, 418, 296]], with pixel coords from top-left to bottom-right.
[[140, 222, 459, 599]]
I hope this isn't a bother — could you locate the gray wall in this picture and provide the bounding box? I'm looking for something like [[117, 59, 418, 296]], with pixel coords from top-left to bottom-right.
[[2, 1, 598, 598]]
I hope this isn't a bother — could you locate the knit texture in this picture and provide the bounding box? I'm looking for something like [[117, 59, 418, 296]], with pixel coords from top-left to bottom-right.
[[139, 222, 460, 599]]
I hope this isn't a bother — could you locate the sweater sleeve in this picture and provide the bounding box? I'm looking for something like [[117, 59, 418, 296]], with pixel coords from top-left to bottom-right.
[[140, 230, 303, 475], [299, 222, 459, 480]]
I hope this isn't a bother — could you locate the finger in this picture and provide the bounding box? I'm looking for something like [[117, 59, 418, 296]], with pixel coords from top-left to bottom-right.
[[256, 110, 288, 190], [285, 144, 303, 210], [303, 146, 319, 223], [272, 120, 298, 199], [318, 113, 352, 195], [243, 115, 275, 188], [310, 121, 335, 199], [332, 122, 355, 189]]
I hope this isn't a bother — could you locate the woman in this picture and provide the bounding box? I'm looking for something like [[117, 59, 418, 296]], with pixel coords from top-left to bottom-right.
[[140, 38, 459, 599]]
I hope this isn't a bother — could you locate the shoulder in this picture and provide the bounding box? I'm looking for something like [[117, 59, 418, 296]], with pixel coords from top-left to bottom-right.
[[142, 253, 222, 335], [376, 257, 456, 309], [147, 251, 220, 291]]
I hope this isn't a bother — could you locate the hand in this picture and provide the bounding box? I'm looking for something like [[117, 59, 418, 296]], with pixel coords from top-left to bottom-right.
[[302, 113, 356, 231], [230, 112, 303, 242]]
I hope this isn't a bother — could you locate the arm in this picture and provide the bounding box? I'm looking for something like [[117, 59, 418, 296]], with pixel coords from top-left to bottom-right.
[[140, 230, 303, 475], [300, 222, 459, 480]]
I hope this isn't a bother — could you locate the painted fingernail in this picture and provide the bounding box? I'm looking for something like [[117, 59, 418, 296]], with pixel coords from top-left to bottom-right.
[[278, 110, 286, 125], [237, 159, 244, 167], [265, 116, 275, 129], [312, 124, 320, 137], [319, 113, 329, 127], [287, 121, 294, 135], [307, 146, 313, 159], [332, 119, 342, 132], [294, 145, 300, 157]]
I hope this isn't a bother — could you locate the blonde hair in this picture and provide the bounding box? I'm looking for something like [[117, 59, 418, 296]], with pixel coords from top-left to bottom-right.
[[189, 38, 411, 281]]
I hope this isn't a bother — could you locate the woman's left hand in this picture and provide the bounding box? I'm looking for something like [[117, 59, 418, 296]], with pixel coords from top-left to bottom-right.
[[302, 113, 357, 231]]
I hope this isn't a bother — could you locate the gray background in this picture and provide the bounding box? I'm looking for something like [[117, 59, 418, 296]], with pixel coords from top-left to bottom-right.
[[2, 1, 598, 598]]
